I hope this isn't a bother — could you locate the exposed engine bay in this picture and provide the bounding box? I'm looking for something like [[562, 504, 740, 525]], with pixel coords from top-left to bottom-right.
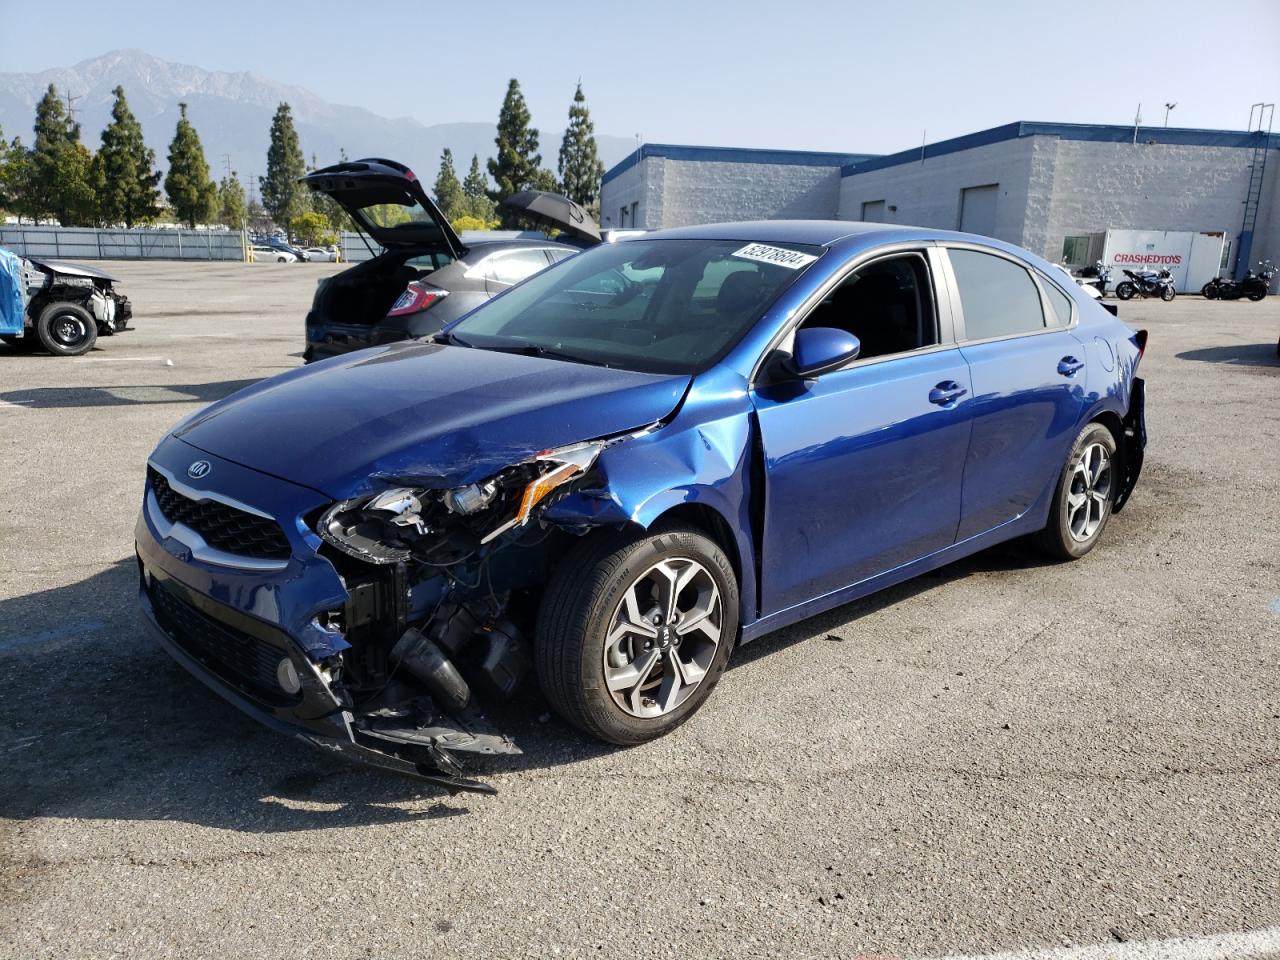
[[1, 254, 133, 356], [299, 438, 624, 793]]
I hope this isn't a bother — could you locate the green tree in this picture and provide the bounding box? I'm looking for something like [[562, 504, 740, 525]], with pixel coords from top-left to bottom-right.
[[164, 103, 217, 228], [290, 210, 336, 246], [461, 153, 496, 222], [260, 102, 308, 228], [433, 148, 465, 220], [217, 170, 247, 229], [487, 79, 544, 225], [27, 84, 97, 225], [98, 85, 161, 227], [557, 82, 606, 215]]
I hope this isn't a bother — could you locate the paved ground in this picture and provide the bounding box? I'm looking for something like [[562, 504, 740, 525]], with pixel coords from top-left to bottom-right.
[[1, 261, 1277, 959]]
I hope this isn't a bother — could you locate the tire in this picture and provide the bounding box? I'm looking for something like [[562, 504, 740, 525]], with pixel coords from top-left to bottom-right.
[[536, 523, 739, 745], [1201, 283, 1218, 299], [1247, 287, 1266, 302], [35, 302, 97, 356], [276, 255, 288, 263], [1116, 282, 1135, 300], [1160, 284, 1175, 302], [1036, 423, 1118, 561]]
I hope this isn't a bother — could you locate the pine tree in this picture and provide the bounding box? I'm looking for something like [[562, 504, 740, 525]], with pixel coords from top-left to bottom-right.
[[488, 79, 543, 225], [98, 85, 161, 227], [164, 103, 217, 228], [217, 170, 247, 229], [558, 82, 606, 215], [29, 84, 97, 225], [461, 153, 496, 223], [433, 148, 465, 220], [260, 103, 308, 228]]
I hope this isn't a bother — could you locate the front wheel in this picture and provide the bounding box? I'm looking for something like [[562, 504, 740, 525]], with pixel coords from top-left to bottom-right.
[[1247, 286, 1266, 302], [1202, 283, 1218, 299], [1116, 281, 1135, 300], [536, 524, 739, 745], [1160, 284, 1175, 302], [1036, 423, 1118, 561], [35, 302, 97, 356]]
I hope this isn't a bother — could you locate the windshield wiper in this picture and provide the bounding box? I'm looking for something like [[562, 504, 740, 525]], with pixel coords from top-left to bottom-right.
[[484, 341, 609, 368], [434, 330, 472, 348]]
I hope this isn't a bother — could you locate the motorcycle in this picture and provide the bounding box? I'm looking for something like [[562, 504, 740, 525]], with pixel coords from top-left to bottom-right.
[[1201, 260, 1276, 302], [1069, 260, 1112, 296], [1115, 267, 1175, 301]]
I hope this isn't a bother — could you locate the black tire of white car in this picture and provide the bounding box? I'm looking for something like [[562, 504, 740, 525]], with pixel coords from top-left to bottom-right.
[[1115, 282, 1135, 300], [1037, 423, 1118, 561], [35, 302, 97, 356], [536, 523, 739, 746]]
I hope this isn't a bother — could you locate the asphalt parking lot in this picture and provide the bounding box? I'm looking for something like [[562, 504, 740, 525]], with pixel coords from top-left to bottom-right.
[[1, 261, 1278, 959]]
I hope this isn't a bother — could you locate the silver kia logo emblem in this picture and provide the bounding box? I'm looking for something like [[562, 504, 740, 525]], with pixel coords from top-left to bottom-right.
[[187, 460, 211, 479]]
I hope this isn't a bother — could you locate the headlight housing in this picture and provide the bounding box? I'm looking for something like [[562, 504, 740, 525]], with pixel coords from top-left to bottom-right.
[[316, 439, 608, 564]]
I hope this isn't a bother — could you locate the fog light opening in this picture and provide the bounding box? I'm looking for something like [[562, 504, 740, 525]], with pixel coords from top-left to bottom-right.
[[276, 658, 302, 695]]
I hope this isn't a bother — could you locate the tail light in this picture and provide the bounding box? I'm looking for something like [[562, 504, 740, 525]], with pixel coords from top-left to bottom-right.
[[1133, 329, 1148, 359], [387, 282, 448, 317]]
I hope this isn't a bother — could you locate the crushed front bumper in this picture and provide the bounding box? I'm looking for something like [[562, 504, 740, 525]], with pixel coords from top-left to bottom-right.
[[135, 441, 508, 794]]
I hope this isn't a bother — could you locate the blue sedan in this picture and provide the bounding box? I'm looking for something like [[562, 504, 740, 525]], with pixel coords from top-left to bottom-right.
[[136, 220, 1147, 793]]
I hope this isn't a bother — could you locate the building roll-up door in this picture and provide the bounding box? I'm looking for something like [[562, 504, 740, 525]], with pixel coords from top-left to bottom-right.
[[958, 184, 999, 238]]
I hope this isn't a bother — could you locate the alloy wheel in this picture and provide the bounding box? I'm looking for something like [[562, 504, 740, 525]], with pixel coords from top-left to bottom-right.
[[602, 557, 723, 719], [1067, 442, 1112, 542]]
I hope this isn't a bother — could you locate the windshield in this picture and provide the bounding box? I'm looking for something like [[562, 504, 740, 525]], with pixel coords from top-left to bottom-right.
[[448, 238, 823, 373]]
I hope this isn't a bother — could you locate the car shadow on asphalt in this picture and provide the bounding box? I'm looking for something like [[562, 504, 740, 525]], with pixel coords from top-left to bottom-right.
[[0, 540, 1046, 832], [0, 379, 263, 408], [1175, 342, 1280, 367]]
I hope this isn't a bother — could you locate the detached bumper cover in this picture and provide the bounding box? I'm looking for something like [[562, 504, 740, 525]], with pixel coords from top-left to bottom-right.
[[138, 568, 495, 794], [1113, 376, 1146, 514]]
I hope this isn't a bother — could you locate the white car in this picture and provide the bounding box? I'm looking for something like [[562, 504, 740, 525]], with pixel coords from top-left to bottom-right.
[[1052, 262, 1102, 299], [303, 246, 341, 262], [251, 246, 297, 264]]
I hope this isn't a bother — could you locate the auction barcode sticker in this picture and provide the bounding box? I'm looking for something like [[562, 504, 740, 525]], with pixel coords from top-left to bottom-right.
[[731, 243, 818, 270]]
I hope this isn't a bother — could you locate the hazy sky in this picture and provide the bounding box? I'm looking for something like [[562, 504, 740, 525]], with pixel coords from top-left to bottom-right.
[[2, 0, 1278, 155]]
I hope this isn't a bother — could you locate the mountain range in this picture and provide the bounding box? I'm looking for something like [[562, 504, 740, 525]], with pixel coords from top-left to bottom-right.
[[0, 50, 635, 192]]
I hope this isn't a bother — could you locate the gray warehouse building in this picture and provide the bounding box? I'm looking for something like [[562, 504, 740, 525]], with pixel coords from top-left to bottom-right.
[[600, 121, 1278, 286]]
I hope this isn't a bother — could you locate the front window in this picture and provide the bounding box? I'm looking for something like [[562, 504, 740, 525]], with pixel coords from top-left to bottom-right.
[[449, 238, 824, 374]]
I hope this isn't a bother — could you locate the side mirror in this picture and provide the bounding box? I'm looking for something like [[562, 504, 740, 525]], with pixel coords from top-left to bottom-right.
[[785, 327, 861, 379]]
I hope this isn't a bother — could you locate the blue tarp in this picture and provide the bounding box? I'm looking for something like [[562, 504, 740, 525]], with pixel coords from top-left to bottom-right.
[[0, 246, 24, 336]]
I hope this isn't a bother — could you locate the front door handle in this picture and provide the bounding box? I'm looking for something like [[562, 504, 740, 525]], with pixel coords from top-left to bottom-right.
[[1058, 356, 1085, 377], [928, 381, 968, 406]]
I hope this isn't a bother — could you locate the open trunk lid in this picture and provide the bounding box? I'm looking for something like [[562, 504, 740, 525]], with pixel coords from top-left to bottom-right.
[[302, 158, 464, 256]]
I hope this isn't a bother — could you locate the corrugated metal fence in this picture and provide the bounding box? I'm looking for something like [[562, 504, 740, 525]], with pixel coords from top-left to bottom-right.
[[0, 226, 380, 264], [0, 226, 247, 260]]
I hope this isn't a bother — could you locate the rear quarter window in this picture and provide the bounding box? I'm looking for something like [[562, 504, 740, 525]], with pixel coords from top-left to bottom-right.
[[949, 248, 1046, 340]]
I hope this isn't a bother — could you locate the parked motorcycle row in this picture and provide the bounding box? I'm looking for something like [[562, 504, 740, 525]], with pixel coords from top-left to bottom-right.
[[1201, 259, 1276, 301], [1068, 259, 1276, 303]]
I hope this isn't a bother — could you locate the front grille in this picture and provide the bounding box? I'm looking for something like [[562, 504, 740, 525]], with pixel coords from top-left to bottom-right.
[[149, 577, 299, 706], [148, 467, 291, 561]]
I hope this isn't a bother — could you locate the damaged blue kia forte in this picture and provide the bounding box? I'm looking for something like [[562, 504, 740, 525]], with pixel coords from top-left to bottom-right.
[[137, 173, 1147, 793]]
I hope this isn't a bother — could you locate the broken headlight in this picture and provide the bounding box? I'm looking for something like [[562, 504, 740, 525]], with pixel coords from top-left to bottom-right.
[[316, 439, 607, 564]]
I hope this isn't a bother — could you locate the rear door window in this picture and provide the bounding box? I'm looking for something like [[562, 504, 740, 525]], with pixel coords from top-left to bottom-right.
[[487, 250, 555, 286], [1038, 272, 1074, 327], [948, 248, 1046, 340]]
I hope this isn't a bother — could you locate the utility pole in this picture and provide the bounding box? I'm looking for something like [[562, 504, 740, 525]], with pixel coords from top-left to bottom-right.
[[1163, 102, 1177, 127], [64, 90, 82, 129], [1133, 103, 1142, 145], [221, 153, 233, 179]]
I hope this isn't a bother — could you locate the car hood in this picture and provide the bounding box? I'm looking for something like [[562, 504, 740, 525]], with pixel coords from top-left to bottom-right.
[[174, 342, 689, 500], [29, 257, 119, 282]]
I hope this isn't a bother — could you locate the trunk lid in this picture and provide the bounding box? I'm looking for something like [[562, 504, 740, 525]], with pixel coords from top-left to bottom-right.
[[302, 158, 464, 257]]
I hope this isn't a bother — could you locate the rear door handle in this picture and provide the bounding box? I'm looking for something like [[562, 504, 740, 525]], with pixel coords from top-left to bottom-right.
[[1058, 356, 1085, 377], [928, 381, 968, 406]]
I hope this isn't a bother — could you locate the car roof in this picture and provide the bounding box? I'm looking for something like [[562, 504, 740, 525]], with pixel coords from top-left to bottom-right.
[[640, 219, 1025, 250]]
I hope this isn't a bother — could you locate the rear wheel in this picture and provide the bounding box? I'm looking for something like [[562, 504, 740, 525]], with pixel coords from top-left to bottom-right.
[[1036, 423, 1117, 561], [1116, 281, 1135, 300], [536, 524, 738, 745], [1201, 283, 1218, 299], [35, 302, 97, 356]]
